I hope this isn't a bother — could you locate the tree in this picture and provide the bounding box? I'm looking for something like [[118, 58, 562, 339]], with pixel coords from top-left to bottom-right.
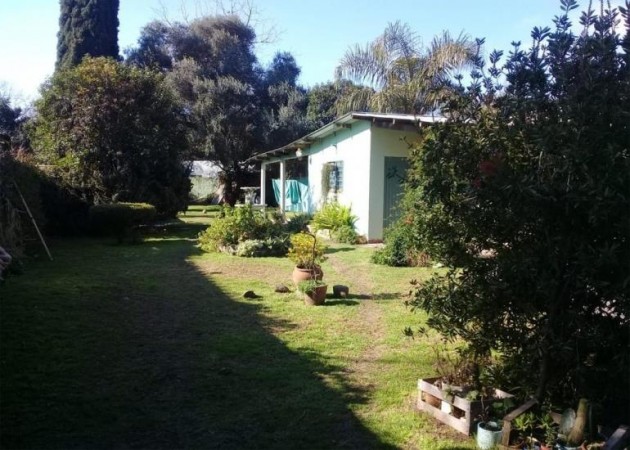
[[129, 15, 312, 203], [264, 52, 300, 88], [156, 16, 263, 204], [31, 58, 191, 217], [336, 22, 475, 114], [57, 0, 120, 69], [306, 80, 371, 126], [124, 21, 173, 71], [188, 72, 261, 204], [407, 0, 629, 408], [259, 52, 317, 150], [0, 95, 21, 151]]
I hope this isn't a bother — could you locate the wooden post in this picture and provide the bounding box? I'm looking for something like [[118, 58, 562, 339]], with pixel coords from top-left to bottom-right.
[[14, 181, 53, 261], [260, 162, 267, 206], [500, 398, 538, 447]]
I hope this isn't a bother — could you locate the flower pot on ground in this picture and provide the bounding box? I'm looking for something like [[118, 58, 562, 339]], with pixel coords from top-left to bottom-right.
[[292, 265, 323, 285], [477, 421, 503, 450], [287, 232, 327, 285], [297, 280, 328, 306]]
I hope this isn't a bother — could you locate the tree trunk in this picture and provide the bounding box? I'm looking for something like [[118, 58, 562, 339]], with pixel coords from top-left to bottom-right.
[[567, 398, 588, 446], [221, 171, 237, 206], [535, 348, 551, 402]]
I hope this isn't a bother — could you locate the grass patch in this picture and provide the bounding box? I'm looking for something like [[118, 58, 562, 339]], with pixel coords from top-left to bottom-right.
[[0, 212, 474, 449]]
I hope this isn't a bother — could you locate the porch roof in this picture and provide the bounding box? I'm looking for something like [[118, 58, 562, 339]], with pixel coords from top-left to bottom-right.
[[247, 112, 445, 163]]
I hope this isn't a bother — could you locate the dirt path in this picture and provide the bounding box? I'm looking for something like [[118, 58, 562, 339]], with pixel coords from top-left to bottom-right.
[[325, 252, 388, 387]]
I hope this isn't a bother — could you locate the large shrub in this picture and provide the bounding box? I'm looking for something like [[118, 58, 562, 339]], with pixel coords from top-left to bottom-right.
[[197, 205, 285, 254], [372, 216, 430, 267], [30, 57, 191, 217], [89, 202, 156, 242], [312, 202, 358, 243], [0, 151, 48, 259], [407, 0, 630, 411]]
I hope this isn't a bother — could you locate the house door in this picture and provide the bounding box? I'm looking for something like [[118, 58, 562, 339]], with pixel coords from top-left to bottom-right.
[[383, 157, 409, 230]]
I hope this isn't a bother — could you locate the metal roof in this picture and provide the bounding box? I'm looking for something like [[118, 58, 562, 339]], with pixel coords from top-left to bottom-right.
[[247, 112, 445, 163]]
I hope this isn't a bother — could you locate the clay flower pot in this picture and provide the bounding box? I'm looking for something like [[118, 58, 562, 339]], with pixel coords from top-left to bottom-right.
[[297, 280, 328, 306], [292, 265, 323, 285]]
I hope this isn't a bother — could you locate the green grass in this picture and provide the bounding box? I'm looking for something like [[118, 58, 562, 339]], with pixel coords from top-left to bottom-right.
[[0, 212, 475, 449]]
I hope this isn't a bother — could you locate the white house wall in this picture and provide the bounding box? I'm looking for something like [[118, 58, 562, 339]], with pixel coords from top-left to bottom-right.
[[308, 120, 372, 237], [368, 126, 423, 240]]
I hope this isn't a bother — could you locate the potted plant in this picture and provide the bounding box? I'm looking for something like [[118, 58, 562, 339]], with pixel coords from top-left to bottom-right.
[[539, 412, 557, 450], [512, 412, 537, 449], [297, 279, 328, 306], [287, 232, 327, 285], [433, 347, 477, 403], [476, 398, 516, 450], [477, 420, 503, 450]]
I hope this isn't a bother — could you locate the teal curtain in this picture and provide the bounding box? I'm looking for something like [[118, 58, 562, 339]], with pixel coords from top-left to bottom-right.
[[272, 178, 309, 212]]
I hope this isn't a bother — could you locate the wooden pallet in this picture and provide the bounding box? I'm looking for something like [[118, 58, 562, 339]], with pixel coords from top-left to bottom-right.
[[417, 377, 514, 436]]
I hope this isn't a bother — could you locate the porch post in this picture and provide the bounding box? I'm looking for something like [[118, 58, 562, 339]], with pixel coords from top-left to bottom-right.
[[260, 162, 267, 206], [279, 160, 286, 215]]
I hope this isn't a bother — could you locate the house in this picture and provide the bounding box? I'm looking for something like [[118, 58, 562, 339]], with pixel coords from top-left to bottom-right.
[[248, 112, 445, 241]]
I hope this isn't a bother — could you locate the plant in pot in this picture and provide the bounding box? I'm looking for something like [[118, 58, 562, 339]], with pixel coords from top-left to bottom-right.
[[477, 397, 516, 450], [433, 346, 478, 413], [539, 412, 558, 450], [297, 279, 328, 306], [512, 412, 537, 449], [434, 347, 478, 401], [287, 232, 327, 285]]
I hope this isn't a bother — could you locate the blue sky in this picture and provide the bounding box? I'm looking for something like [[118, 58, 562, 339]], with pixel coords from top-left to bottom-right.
[[0, 0, 624, 105]]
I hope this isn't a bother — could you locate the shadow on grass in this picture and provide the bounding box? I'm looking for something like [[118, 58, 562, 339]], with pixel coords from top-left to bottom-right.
[[325, 299, 360, 306], [324, 246, 357, 255], [343, 293, 404, 301], [0, 224, 397, 449]]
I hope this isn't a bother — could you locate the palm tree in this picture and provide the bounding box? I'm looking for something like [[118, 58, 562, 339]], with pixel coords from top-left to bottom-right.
[[335, 21, 477, 114]]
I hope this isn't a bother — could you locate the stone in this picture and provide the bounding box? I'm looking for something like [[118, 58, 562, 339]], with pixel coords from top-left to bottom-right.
[[243, 290, 259, 299], [332, 285, 349, 298], [274, 284, 291, 293]]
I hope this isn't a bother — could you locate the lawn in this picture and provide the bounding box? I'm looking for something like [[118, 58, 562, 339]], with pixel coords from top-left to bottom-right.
[[0, 206, 475, 449]]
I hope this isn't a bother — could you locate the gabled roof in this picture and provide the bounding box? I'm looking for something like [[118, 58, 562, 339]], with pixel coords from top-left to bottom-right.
[[247, 112, 445, 163]]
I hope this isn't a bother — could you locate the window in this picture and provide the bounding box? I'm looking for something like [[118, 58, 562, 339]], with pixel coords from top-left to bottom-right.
[[322, 161, 343, 199]]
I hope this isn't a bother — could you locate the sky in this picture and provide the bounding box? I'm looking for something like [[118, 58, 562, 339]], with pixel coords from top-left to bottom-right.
[[0, 0, 626, 106]]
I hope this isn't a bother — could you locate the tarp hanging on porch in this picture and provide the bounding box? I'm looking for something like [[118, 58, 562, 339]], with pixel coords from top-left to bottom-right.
[[271, 178, 309, 212]]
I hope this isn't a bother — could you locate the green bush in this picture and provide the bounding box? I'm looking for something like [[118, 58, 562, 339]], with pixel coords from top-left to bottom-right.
[[89, 202, 156, 242], [287, 232, 327, 268], [371, 217, 430, 267], [333, 224, 358, 245], [39, 178, 91, 236], [235, 238, 289, 257], [285, 213, 312, 234], [197, 205, 284, 253], [312, 202, 358, 242], [30, 58, 191, 218], [407, 2, 630, 406]]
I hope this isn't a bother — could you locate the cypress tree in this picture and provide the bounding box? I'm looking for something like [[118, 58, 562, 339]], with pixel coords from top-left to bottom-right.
[[56, 0, 120, 70]]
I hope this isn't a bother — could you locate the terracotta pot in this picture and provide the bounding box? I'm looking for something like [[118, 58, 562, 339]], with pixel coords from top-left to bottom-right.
[[292, 266, 323, 285], [303, 284, 327, 306]]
